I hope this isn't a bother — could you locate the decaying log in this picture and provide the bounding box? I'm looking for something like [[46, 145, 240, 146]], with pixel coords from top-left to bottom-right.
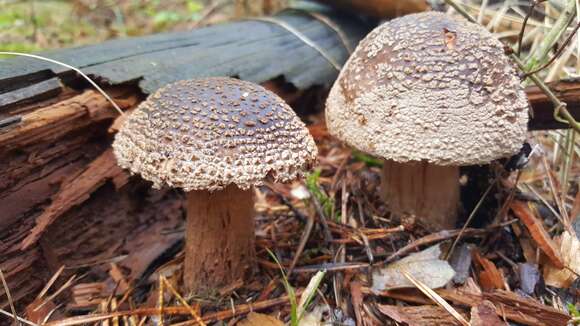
[[20, 149, 128, 250], [377, 304, 467, 325]]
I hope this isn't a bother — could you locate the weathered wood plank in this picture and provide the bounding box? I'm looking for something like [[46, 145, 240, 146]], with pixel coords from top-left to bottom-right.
[[0, 78, 62, 116], [0, 10, 368, 99]]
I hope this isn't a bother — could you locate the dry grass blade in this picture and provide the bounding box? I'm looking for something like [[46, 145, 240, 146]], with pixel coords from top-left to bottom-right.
[[541, 156, 572, 230], [248, 17, 342, 71], [34, 274, 78, 313], [35, 265, 65, 301], [0, 269, 19, 324], [161, 276, 205, 326], [446, 181, 495, 260], [288, 214, 315, 276], [401, 269, 470, 326], [0, 308, 39, 326]]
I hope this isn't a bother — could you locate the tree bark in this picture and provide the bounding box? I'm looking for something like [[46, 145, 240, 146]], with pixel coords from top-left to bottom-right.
[[380, 160, 459, 230], [184, 185, 255, 294]]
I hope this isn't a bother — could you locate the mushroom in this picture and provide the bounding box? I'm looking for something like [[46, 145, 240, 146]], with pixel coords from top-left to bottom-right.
[[113, 77, 317, 293], [325, 12, 529, 230]]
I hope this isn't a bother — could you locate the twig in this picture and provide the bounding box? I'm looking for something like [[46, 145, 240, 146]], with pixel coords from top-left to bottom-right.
[[0, 309, 38, 326], [517, 0, 546, 56], [0, 269, 18, 325], [445, 180, 496, 260], [287, 213, 315, 276], [311, 194, 334, 245], [161, 276, 205, 326]]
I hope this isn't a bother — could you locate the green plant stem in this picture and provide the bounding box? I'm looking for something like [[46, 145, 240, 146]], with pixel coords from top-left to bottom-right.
[[525, 0, 576, 71]]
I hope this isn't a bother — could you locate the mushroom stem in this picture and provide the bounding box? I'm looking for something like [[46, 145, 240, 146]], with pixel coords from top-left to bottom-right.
[[184, 185, 255, 294], [380, 159, 459, 230]]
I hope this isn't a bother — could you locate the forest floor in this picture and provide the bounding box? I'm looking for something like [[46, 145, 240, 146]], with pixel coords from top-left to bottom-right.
[[0, 0, 579, 325]]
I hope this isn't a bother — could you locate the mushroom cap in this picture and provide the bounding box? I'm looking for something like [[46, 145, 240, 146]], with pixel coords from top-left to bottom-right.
[[326, 11, 529, 165], [113, 77, 318, 191]]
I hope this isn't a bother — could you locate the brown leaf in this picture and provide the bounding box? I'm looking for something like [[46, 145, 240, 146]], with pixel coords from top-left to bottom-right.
[[544, 231, 580, 288], [472, 251, 505, 291], [510, 200, 564, 268], [470, 300, 506, 326], [237, 312, 284, 326]]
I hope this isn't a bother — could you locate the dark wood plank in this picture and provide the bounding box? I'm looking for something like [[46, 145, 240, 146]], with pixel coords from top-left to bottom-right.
[[0, 10, 368, 96], [0, 78, 62, 116]]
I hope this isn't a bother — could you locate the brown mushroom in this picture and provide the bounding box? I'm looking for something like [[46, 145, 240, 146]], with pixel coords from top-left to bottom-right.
[[326, 12, 529, 230], [113, 77, 317, 293]]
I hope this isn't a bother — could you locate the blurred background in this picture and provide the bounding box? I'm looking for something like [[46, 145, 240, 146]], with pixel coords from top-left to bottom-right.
[[0, 0, 288, 53]]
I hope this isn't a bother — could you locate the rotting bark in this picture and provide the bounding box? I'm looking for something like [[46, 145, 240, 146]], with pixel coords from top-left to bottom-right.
[[184, 185, 256, 294], [381, 160, 459, 230], [372, 288, 571, 326]]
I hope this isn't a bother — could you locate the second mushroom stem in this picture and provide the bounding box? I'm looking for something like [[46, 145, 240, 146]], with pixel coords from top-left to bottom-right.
[[380, 160, 460, 230]]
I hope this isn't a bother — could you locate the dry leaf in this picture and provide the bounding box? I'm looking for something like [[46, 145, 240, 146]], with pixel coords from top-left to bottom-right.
[[237, 312, 284, 326], [511, 200, 564, 268], [470, 300, 506, 326], [372, 244, 455, 291], [472, 250, 505, 291], [544, 231, 580, 288]]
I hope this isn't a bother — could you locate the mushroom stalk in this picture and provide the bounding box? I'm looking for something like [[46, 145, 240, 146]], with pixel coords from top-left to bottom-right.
[[380, 159, 459, 230], [184, 185, 255, 293]]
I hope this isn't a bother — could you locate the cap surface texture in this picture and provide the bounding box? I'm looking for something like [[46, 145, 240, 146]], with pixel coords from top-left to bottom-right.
[[326, 11, 529, 165], [113, 77, 318, 191]]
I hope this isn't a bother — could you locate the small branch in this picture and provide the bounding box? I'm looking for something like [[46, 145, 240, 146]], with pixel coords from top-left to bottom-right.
[[517, 0, 546, 56]]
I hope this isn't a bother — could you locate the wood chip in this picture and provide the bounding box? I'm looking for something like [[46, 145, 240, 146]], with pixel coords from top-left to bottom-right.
[[510, 200, 564, 268]]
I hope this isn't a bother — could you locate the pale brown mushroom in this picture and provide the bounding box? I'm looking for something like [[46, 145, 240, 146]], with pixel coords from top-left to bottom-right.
[[113, 77, 317, 293], [326, 12, 529, 230]]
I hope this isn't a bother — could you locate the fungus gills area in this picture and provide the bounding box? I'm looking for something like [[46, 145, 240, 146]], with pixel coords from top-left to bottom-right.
[[381, 160, 459, 230], [185, 185, 255, 293]]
